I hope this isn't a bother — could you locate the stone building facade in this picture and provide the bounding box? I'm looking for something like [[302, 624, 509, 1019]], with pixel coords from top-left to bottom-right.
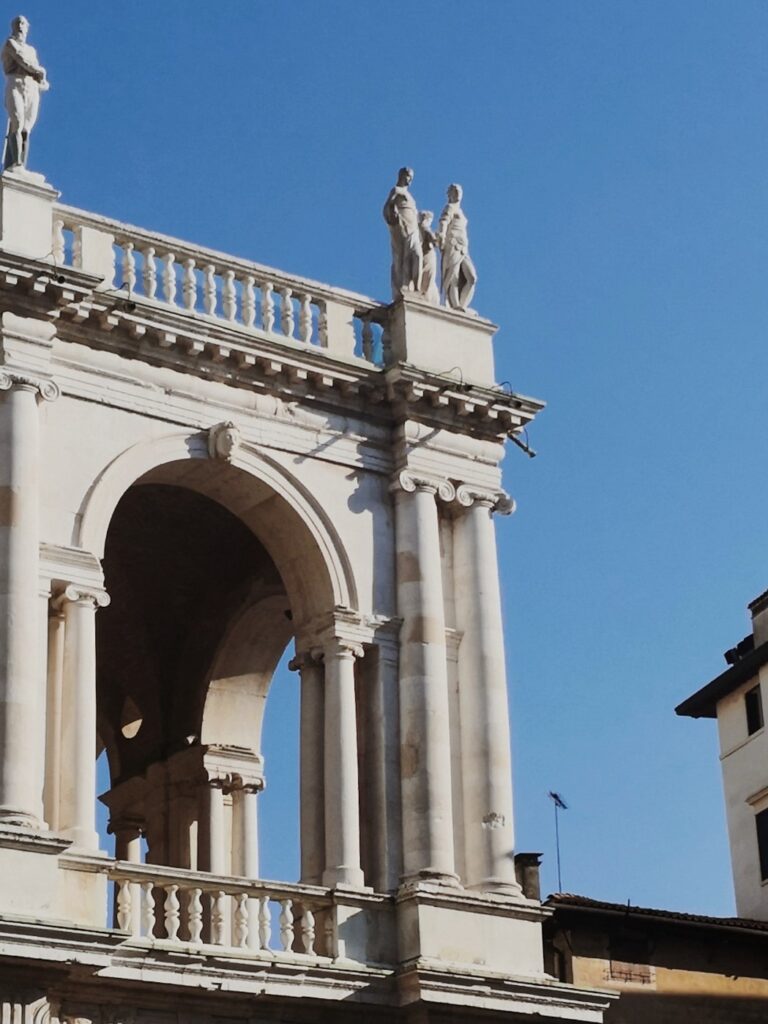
[[0, 162, 613, 1023]]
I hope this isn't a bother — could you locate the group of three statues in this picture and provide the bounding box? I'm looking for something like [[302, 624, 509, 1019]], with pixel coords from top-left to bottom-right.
[[383, 167, 477, 312]]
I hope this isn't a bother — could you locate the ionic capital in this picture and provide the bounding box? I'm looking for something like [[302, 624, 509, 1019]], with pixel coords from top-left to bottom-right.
[[455, 484, 516, 515], [0, 369, 59, 402], [54, 584, 110, 610], [288, 649, 323, 672], [391, 469, 455, 502], [325, 636, 364, 661]]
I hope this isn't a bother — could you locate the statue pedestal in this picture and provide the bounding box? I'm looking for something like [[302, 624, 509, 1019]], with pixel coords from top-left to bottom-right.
[[387, 292, 498, 386], [0, 168, 59, 262]]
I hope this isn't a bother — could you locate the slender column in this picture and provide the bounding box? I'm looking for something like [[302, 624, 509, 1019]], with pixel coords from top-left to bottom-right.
[[367, 639, 403, 892], [323, 638, 364, 887], [453, 486, 521, 894], [199, 779, 227, 874], [44, 602, 65, 830], [233, 785, 260, 878], [290, 652, 325, 884], [393, 471, 458, 884], [58, 585, 109, 849], [0, 373, 56, 827], [114, 822, 142, 863]]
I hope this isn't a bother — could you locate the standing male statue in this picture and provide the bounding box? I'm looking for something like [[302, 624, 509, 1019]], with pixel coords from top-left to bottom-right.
[[382, 167, 422, 300], [437, 183, 477, 311], [2, 15, 48, 171]]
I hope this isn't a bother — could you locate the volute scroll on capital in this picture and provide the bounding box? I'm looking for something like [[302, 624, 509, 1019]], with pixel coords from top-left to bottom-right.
[[455, 484, 516, 515], [54, 583, 110, 610], [392, 469, 456, 502], [0, 369, 60, 402]]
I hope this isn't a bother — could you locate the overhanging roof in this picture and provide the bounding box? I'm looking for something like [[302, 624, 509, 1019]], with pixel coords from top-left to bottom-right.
[[676, 639, 768, 719]]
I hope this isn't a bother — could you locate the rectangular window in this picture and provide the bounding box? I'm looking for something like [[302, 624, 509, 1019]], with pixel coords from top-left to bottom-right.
[[756, 808, 768, 881], [746, 685, 764, 736]]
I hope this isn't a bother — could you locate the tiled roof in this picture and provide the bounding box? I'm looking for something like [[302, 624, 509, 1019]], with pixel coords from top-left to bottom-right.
[[546, 893, 768, 933]]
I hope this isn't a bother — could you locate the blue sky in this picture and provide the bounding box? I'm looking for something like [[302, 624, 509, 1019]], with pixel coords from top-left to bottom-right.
[[25, 1, 768, 914]]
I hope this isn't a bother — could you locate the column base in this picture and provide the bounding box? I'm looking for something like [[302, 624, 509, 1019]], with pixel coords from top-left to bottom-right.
[[466, 878, 525, 898], [323, 865, 366, 888], [60, 825, 100, 851], [401, 869, 462, 889], [0, 808, 42, 830]]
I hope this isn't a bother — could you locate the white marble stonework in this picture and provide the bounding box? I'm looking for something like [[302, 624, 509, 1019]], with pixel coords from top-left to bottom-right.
[[0, 168, 613, 1024]]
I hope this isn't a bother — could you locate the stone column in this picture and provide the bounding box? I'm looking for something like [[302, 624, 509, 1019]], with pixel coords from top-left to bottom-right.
[[290, 651, 325, 885], [0, 371, 57, 828], [44, 601, 66, 830], [453, 486, 521, 894], [114, 822, 142, 863], [58, 584, 109, 850], [367, 636, 402, 892], [232, 784, 260, 878], [323, 637, 364, 888], [393, 471, 457, 884], [199, 779, 227, 875]]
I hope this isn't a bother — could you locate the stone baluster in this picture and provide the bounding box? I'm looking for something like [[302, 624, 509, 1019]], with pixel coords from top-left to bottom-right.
[[362, 319, 374, 361], [188, 887, 203, 943], [453, 486, 522, 894], [392, 470, 458, 884], [279, 899, 294, 951], [182, 258, 196, 310], [211, 890, 226, 944], [222, 270, 236, 321], [142, 246, 157, 298], [323, 638, 364, 887], [52, 218, 65, 264], [290, 651, 325, 885], [162, 252, 176, 305], [300, 907, 315, 954], [299, 294, 312, 343], [116, 880, 132, 932], [164, 884, 181, 941], [122, 242, 136, 294], [113, 822, 142, 935], [203, 264, 216, 315], [72, 229, 82, 269], [242, 275, 256, 327], [57, 584, 110, 849], [233, 892, 248, 947], [0, 358, 58, 831], [261, 281, 275, 332], [317, 302, 328, 347], [280, 287, 294, 337], [258, 894, 271, 949], [141, 880, 154, 936]]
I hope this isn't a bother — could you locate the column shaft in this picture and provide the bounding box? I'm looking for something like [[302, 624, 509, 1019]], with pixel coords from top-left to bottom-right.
[[323, 642, 364, 887], [234, 787, 259, 878], [454, 499, 519, 892], [0, 384, 44, 826], [298, 656, 324, 884], [199, 782, 227, 874], [395, 484, 456, 882], [59, 593, 101, 849], [44, 607, 65, 830]]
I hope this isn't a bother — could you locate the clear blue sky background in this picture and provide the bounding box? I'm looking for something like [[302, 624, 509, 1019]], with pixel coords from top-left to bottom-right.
[[24, 1, 768, 915]]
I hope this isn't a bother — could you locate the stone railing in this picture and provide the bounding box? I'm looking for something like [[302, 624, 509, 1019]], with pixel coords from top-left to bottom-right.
[[52, 206, 387, 365], [110, 861, 333, 958]]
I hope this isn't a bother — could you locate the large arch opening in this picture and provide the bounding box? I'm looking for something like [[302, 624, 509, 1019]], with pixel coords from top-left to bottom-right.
[[93, 454, 339, 884]]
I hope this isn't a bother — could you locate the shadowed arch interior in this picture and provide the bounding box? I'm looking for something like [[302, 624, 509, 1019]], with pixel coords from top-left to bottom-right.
[[97, 482, 292, 784]]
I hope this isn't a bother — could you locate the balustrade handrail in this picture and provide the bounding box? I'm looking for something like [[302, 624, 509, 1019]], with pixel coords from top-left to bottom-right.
[[109, 859, 331, 903], [54, 203, 383, 314]]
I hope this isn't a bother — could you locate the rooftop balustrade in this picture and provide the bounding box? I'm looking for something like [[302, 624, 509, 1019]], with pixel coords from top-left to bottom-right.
[[52, 205, 388, 366]]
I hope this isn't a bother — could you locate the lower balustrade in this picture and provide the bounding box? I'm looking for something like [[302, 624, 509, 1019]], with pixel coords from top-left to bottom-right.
[[110, 862, 332, 958]]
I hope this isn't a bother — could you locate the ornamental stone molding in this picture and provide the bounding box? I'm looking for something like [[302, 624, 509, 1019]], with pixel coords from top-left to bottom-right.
[[54, 583, 110, 609], [391, 468, 455, 502], [455, 483, 516, 515], [0, 368, 59, 401]]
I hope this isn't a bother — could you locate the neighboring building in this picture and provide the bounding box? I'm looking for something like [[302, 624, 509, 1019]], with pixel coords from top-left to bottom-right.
[[0, 151, 613, 1023], [676, 590, 768, 920], [544, 894, 768, 1023]]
